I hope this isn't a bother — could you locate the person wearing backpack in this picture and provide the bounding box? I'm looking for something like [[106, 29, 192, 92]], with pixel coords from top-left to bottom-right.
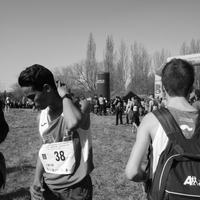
[[125, 58, 200, 200]]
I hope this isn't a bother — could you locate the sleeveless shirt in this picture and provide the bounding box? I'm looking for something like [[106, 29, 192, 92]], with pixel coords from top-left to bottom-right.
[[39, 107, 94, 192]]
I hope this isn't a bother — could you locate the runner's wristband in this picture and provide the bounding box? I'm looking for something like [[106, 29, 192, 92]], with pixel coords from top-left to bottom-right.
[[62, 93, 72, 100]]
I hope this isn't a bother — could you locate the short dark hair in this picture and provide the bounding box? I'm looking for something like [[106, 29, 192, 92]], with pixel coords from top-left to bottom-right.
[[18, 64, 57, 91], [162, 59, 194, 97]]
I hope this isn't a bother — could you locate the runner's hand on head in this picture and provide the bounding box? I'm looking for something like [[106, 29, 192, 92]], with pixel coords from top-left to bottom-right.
[[56, 80, 71, 98]]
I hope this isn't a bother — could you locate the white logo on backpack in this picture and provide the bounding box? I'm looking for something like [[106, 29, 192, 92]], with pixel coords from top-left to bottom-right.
[[183, 176, 200, 186]]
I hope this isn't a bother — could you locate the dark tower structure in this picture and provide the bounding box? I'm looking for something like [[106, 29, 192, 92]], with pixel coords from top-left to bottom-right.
[[97, 72, 110, 102]]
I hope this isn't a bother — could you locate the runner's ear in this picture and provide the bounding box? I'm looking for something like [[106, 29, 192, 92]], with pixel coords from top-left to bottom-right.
[[43, 84, 51, 92]]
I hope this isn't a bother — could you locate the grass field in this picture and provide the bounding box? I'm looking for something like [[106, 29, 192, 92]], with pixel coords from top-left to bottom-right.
[[0, 109, 143, 200]]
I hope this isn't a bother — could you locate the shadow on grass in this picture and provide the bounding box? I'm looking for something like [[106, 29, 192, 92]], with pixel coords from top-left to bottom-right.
[[0, 187, 30, 200], [7, 165, 35, 173]]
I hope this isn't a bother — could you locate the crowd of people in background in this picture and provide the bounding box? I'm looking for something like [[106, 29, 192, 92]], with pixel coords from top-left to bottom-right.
[[123, 94, 168, 132], [92, 94, 109, 115], [90, 92, 169, 132], [1, 89, 200, 119], [2, 90, 199, 116], [0, 96, 37, 111]]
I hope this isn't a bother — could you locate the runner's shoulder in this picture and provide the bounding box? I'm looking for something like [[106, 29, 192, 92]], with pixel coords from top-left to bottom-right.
[[140, 112, 159, 130]]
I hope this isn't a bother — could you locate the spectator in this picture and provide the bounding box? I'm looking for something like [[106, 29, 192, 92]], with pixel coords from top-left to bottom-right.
[[148, 94, 159, 112], [98, 94, 105, 116], [22, 96, 26, 108], [132, 97, 140, 132], [93, 95, 99, 115], [4, 96, 11, 112], [103, 97, 108, 115], [113, 96, 123, 125], [125, 98, 132, 124]]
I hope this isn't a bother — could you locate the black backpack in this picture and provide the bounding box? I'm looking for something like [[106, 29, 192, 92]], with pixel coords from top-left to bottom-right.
[[146, 107, 200, 200]]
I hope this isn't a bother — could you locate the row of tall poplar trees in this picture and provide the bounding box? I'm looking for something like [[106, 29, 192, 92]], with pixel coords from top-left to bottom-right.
[[7, 36, 200, 102], [54, 34, 200, 99]]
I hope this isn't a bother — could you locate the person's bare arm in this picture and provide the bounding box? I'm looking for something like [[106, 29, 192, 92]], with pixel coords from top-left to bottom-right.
[[29, 157, 45, 199], [125, 112, 157, 182], [30, 113, 45, 200], [77, 99, 91, 130], [57, 81, 90, 131], [56, 81, 82, 130]]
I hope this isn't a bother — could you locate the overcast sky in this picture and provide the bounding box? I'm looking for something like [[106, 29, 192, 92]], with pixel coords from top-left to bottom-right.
[[1, 0, 200, 91]]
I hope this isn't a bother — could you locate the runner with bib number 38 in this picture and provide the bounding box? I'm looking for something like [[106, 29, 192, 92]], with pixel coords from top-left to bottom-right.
[[18, 64, 94, 200]]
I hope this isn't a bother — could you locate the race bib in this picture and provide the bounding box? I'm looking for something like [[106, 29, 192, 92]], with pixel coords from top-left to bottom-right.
[[38, 141, 75, 174]]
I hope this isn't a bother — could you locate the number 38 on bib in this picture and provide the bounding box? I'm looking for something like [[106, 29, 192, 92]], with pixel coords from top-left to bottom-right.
[[38, 141, 76, 175]]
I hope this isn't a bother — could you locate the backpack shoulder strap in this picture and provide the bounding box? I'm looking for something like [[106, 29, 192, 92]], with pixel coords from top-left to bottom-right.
[[193, 111, 200, 139], [154, 108, 200, 142], [153, 107, 184, 141]]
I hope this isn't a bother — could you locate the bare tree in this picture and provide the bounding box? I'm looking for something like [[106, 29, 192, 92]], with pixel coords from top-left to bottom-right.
[[104, 35, 114, 72], [117, 40, 129, 91], [196, 39, 200, 53], [190, 39, 197, 54], [153, 49, 171, 73], [130, 41, 152, 95], [0, 81, 5, 93], [179, 39, 200, 89], [53, 34, 98, 95], [190, 39, 200, 54], [180, 42, 190, 55], [53, 66, 75, 93], [66, 33, 98, 94], [85, 33, 98, 91], [67, 60, 98, 94], [189, 39, 200, 89], [104, 35, 114, 91], [66, 61, 88, 90], [180, 39, 200, 55], [10, 83, 24, 101]]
